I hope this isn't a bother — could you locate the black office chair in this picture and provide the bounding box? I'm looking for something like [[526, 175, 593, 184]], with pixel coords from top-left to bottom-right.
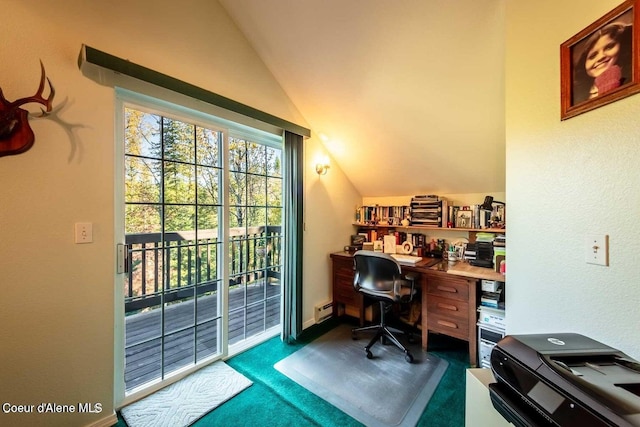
[[351, 250, 418, 363]]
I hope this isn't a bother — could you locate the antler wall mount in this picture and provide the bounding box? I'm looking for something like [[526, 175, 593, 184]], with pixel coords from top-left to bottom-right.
[[0, 61, 55, 157]]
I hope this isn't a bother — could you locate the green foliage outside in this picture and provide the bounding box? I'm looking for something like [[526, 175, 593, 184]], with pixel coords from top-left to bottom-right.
[[123, 107, 283, 298]]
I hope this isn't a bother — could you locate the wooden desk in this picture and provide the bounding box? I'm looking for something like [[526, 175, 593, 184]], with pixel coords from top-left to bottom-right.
[[329, 252, 504, 366]]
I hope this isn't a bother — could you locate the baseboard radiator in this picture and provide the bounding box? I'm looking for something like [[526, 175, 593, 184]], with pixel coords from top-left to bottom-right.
[[314, 301, 333, 323]]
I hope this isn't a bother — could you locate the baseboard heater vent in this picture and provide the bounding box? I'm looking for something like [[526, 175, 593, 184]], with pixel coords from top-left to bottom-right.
[[314, 301, 333, 323]]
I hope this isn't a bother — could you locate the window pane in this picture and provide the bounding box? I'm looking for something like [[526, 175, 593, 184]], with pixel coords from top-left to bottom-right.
[[197, 166, 220, 205], [248, 175, 266, 206], [164, 205, 195, 233], [266, 146, 282, 177], [125, 108, 161, 159], [126, 243, 164, 299], [164, 161, 195, 204], [196, 127, 220, 167], [196, 244, 218, 285], [125, 157, 161, 203], [162, 117, 194, 163], [248, 207, 267, 228], [196, 320, 219, 361], [197, 206, 219, 231], [229, 137, 247, 171], [163, 328, 195, 373], [247, 142, 266, 174], [126, 204, 161, 234], [125, 337, 161, 392], [267, 177, 282, 207], [229, 170, 247, 208], [267, 207, 282, 226], [229, 206, 246, 228]]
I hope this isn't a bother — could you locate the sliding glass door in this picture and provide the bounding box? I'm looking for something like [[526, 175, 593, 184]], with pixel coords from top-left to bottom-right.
[[117, 93, 282, 397]]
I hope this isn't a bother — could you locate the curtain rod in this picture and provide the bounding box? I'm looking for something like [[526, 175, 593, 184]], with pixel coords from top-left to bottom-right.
[[77, 44, 310, 138]]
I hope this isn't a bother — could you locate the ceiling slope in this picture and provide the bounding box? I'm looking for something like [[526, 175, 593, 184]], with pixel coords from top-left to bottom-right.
[[219, 0, 505, 196]]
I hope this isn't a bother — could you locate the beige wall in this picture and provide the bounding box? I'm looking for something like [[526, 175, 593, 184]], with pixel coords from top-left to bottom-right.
[[506, 0, 640, 358], [0, 1, 354, 425]]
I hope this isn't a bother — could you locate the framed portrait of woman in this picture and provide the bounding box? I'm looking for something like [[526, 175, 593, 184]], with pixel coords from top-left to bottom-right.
[[561, 0, 640, 120]]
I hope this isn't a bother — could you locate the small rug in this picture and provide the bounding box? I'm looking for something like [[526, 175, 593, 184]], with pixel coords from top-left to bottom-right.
[[121, 361, 252, 427], [274, 324, 448, 427]]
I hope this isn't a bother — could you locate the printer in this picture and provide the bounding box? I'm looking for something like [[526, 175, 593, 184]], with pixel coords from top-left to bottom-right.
[[489, 333, 640, 427]]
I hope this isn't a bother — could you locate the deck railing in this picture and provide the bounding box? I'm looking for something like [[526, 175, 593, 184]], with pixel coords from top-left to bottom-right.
[[124, 226, 282, 314]]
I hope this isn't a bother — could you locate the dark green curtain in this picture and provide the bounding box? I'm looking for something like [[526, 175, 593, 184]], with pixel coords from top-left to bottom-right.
[[281, 131, 304, 343]]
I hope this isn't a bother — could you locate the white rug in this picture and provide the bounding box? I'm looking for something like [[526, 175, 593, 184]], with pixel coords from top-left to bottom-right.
[[121, 361, 252, 427]]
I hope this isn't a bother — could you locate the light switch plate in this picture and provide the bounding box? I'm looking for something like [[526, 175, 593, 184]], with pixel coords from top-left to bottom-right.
[[75, 222, 93, 244], [585, 234, 608, 266]]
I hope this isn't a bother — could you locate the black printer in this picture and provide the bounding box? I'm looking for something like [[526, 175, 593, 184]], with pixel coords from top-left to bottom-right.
[[489, 333, 640, 427]]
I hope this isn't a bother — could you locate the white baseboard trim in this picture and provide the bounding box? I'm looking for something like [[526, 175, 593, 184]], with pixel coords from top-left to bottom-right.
[[85, 412, 118, 427]]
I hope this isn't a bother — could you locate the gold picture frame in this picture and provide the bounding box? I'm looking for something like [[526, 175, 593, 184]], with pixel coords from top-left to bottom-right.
[[561, 0, 640, 120]]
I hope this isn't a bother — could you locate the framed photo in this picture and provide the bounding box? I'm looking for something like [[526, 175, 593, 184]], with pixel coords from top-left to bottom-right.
[[455, 209, 472, 229], [561, 0, 640, 120]]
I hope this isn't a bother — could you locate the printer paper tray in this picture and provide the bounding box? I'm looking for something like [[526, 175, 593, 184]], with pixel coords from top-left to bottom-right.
[[489, 382, 556, 427]]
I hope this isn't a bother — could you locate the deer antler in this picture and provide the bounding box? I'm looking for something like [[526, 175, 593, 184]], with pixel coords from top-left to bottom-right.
[[0, 60, 57, 157], [11, 60, 55, 116]]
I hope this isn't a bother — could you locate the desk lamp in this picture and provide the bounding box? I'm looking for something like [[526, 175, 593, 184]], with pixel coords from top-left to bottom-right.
[[480, 196, 504, 211], [480, 196, 506, 227]]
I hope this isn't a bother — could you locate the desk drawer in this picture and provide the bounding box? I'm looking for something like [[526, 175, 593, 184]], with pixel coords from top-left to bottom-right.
[[334, 263, 354, 284], [334, 279, 358, 305], [427, 295, 468, 322], [426, 275, 470, 301], [427, 312, 470, 340]]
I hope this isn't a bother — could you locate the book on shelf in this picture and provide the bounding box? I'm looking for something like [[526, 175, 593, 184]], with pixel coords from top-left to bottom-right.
[[493, 234, 506, 246], [481, 289, 503, 308], [358, 204, 410, 225], [410, 195, 448, 227]]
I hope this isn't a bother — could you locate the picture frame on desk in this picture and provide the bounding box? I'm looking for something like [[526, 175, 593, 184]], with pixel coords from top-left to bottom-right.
[[455, 209, 472, 229], [561, 0, 640, 120]]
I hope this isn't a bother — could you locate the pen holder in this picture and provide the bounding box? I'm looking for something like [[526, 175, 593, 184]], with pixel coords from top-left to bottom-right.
[[447, 250, 457, 263]]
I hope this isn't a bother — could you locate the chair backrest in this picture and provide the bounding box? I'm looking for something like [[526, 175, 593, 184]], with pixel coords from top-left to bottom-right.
[[353, 250, 402, 293]]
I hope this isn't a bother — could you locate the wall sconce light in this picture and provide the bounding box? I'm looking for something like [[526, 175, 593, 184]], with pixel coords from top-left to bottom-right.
[[315, 156, 330, 175]]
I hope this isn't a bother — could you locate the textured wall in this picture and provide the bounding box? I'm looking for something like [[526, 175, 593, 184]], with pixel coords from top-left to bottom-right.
[[505, 0, 640, 359]]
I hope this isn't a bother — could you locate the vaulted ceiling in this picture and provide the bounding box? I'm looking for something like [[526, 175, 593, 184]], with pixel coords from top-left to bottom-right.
[[219, 0, 506, 197]]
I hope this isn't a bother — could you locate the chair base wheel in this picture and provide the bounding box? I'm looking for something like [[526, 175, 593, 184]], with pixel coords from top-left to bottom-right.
[[405, 352, 414, 363], [366, 350, 373, 359]]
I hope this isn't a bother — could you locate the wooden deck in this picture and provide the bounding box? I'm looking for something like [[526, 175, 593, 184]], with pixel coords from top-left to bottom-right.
[[125, 281, 280, 391]]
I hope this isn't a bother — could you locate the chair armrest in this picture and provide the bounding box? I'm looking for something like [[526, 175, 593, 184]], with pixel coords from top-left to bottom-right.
[[394, 272, 418, 298], [403, 272, 419, 282]]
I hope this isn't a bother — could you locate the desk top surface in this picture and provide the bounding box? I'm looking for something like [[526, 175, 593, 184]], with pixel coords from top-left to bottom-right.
[[330, 251, 505, 282]]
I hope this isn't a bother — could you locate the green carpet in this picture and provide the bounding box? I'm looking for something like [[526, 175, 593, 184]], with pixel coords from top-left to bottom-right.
[[116, 318, 468, 426]]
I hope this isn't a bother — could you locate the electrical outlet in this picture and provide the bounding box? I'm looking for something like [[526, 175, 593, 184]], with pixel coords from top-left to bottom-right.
[[75, 222, 93, 244], [585, 234, 608, 266]]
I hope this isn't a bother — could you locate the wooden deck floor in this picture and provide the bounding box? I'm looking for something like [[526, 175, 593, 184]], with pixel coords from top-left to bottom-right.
[[125, 281, 280, 391]]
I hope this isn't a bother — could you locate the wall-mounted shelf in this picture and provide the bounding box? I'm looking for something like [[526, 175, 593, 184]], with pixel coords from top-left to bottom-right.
[[353, 223, 505, 233]]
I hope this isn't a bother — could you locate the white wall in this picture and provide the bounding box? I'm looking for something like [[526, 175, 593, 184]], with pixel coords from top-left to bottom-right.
[[304, 137, 361, 327], [506, 0, 640, 359], [0, 1, 354, 425]]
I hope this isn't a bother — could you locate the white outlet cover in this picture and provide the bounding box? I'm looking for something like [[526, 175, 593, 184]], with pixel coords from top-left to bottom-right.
[[585, 234, 608, 266]]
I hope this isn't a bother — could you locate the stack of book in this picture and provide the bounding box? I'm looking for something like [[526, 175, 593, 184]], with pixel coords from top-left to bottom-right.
[[410, 195, 448, 227], [480, 280, 504, 309], [493, 234, 506, 273], [464, 242, 477, 261]]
